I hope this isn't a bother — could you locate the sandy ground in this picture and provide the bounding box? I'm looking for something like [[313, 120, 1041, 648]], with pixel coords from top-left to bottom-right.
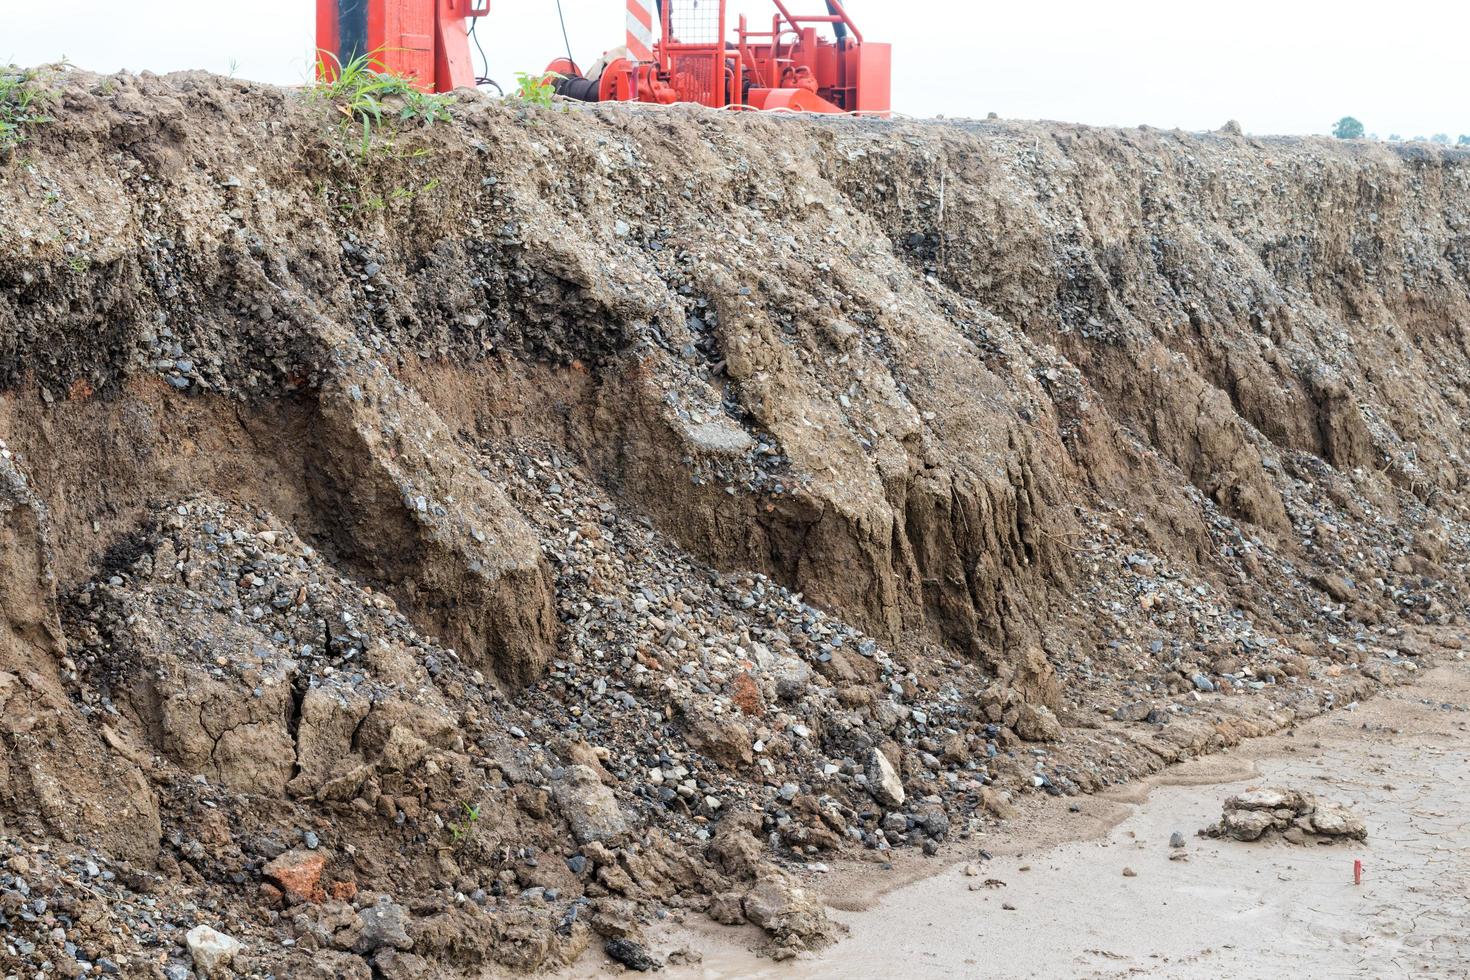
[[565, 655, 1470, 979]]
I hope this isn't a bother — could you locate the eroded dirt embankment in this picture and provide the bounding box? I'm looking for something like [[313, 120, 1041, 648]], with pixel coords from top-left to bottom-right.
[[0, 68, 1467, 977]]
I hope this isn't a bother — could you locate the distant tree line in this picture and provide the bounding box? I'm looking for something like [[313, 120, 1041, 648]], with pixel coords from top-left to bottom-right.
[[1333, 117, 1469, 144]]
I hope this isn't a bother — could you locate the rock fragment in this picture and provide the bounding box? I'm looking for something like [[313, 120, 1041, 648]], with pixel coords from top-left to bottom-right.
[[1114, 701, 1151, 722], [741, 875, 835, 955], [1015, 703, 1063, 742], [357, 897, 413, 954], [552, 765, 630, 843], [604, 937, 660, 972], [263, 848, 328, 904], [864, 747, 905, 808], [1202, 786, 1366, 844], [186, 925, 241, 976]]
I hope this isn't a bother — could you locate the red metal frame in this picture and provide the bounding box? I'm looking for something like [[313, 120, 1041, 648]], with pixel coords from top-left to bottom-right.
[[316, 0, 488, 93], [732, 0, 889, 114], [575, 0, 890, 116]]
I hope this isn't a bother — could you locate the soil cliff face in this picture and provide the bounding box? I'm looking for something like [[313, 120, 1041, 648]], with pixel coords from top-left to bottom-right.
[[0, 68, 1466, 976], [835, 124, 1470, 520]]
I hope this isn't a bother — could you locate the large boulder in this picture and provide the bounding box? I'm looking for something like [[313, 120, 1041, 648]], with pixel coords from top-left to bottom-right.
[[741, 875, 837, 956], [865, 747, 905, 807], [186, 925, 242, 977], [1015, 703, 1063, 742], [552, 765, 630, 843]]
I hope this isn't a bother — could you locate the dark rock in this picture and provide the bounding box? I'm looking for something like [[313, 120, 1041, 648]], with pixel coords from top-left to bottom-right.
[[604, 937, 659, 972]]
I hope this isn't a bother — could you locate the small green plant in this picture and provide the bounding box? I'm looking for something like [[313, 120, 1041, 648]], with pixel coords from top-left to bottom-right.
[[0, 69, 56, 155], [512, 71, 562, 109], [447, 800, 481, 845], [332, 176, 442, 215], [312, 51, 453, 155], [399, 88, 453, 126], [1331, 116, 1364, 140], [354, 194, 388, 213]]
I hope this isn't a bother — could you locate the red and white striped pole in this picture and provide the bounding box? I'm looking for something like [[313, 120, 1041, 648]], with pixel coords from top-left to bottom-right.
[[626, 0, 657, 62]]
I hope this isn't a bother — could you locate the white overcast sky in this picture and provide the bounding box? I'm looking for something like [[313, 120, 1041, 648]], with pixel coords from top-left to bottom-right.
[[3, 0, 1468, 137]]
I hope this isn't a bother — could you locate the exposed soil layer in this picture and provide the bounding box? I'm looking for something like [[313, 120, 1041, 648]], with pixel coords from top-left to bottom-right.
[[1, 66, 1468, 977]]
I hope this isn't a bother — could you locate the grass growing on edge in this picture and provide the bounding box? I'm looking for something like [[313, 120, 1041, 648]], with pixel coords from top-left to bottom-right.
[[0, 68, 55, 156], [312, 51, 454, 156], [512, 71, 561, 108]]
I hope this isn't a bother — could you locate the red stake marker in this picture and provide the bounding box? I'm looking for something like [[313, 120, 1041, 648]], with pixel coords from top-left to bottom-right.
[[1354, 859, 1363, 886]]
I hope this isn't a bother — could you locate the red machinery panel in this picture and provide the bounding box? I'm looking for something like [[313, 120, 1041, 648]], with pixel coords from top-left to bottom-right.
[[846, 42, 890, 115], [435, 0, 486, 90], [317, 0, 487, 92], [375, 0, 436, 85]]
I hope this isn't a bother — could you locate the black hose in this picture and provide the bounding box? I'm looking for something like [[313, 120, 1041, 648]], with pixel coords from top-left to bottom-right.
[[468, 18, 502, 93], [555, 0, 575, 65], [553, 74, 602, 102], [826, 1, 848, 49]]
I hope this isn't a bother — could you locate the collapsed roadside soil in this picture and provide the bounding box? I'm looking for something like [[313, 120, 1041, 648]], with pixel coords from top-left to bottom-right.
[[1, 66, 1468, 978], [650, 649, 1470, 978]]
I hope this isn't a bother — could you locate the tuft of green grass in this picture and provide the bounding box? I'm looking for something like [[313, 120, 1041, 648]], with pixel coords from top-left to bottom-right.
[[0, 68, 56, 156], [312, 51, 453, 156]]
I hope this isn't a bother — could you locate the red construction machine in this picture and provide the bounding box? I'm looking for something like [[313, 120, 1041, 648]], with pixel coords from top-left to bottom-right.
[[316, 0, 890, 115], [316, 0, 489, 93]]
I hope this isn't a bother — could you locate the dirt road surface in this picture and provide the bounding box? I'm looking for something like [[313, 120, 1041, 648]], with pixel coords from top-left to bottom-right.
[[611, 657, 1470, 978]]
